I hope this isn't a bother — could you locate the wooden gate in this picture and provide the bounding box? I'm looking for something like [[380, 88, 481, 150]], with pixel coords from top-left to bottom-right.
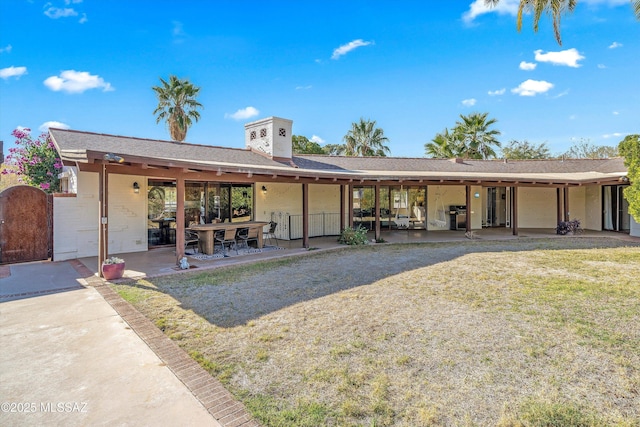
[[0, 185, 52, 264]]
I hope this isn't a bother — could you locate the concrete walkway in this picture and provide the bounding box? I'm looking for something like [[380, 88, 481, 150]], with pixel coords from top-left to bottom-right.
[[0, 261, 226, 427]]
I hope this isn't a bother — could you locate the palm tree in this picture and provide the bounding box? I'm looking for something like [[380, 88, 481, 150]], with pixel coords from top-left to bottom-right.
[[454, 112, 501, 159], [486, 0, 640, 45], [425, 128, 462, 158], [343, 118, 390, 157], [152, 75, 203, 142]]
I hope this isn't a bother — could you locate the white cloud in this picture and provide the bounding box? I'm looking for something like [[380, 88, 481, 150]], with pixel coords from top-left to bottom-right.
[[79, 13, 87, 24], [311, 135, 325, 144], [462, 0, 518, 23], [0, 44, 12, 54], [519, 61, 537, 71], [569, 114, 577, 120], [295, 85, 312, 90], [39, 121, 70, 132], [0, 66, 27, 79], [462, 98, 477, 107], [608, 41, 622, 49], [172, 21, 185, 37], [534, 48, 585, 67], [331, 39, 373, 60], [552, 89, 570, 98], [602, 132, 626, 139], [511, 79, 554, 96], [583, 0, 629, 5], [488, 88, 506, 96], [597, 64, 607, 69], [44, 6, 78, 19], [613, 111, 619, 115], [65, 0, 83, 4], [225, 106, 259, 120], [43, 70, 114, 93]]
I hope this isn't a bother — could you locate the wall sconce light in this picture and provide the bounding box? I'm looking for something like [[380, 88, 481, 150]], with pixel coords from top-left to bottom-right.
[[261, 185, 267, 194], [474, 192, 480, 198], [133, 182, 140, 194], [104, 153, 124, 163]]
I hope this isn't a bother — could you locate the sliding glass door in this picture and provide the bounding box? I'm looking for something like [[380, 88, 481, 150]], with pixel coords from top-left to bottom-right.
[[603, 185, 630, 232]]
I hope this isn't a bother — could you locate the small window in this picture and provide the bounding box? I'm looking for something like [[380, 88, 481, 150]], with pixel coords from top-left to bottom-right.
[[250, 130, 256, 140], [260, 128, 267, 138], [279, 128, 286, 137]]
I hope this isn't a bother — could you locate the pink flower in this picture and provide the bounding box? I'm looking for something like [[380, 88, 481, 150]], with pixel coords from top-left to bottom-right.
[[40, 182, 51, 190]]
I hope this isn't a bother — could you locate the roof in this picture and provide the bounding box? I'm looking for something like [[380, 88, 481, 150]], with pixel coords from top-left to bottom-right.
[[49, 128, 627, 186]]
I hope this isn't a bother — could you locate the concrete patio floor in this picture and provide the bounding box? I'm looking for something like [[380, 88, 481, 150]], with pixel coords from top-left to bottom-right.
[[78, 228, 639, 281]]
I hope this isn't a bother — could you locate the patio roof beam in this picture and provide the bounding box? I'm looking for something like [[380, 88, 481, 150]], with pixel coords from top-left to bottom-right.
[[72, 160, 625, 188]]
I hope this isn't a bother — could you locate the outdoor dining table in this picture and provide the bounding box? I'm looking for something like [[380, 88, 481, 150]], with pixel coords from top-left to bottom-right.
[[189, 221, 269, 255]]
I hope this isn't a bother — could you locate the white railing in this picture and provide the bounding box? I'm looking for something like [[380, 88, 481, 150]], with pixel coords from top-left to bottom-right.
[[270, 212, 341, 240]]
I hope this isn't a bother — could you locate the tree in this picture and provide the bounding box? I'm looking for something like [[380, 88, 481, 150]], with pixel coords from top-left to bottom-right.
[[562, 140, 618, 159], [425, 128, 462, 158], [343, 118, 390, 157], [502, 140, 551, 159], [486, 0, 640, 45], [322, 144, 347, 156], [618, 134, 640, 221], [152, 75, 203, 142], [1, 128, 63, 193], [292, 135, 325, 154], [0, 164, 20, 192], [454, 112, 502, 159]]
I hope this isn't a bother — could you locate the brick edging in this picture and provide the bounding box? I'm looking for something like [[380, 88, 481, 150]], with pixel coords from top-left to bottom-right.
[[69, 261, 260, 427]]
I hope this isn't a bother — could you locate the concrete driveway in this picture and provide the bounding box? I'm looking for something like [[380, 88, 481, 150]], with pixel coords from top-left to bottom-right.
[[0, 261, 220, 427]]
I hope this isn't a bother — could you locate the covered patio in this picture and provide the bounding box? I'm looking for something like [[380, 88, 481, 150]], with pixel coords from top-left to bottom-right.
[[76, 229, 639, 281]]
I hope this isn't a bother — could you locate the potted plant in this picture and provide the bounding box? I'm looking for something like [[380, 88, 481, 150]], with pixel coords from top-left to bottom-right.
[[101, 256, 125, 280]]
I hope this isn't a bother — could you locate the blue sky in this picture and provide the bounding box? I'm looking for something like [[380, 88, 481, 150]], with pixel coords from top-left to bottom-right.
[[1, 0, 638, 157]]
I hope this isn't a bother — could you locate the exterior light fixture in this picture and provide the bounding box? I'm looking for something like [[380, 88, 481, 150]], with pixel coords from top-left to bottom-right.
[[474, 192, 480, 198], [261, 185, 267, 194], [103, 153, 124, 163], [133, 182, 140, 193]]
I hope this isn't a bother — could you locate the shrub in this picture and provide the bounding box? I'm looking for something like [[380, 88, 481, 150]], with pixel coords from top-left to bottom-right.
[[556, 219, 582, 235], [2, 128, 63, 193], [338, 226, 369, 245]]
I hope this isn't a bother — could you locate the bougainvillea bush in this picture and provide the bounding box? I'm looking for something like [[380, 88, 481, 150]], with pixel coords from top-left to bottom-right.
[[2, 128, 63, 193]]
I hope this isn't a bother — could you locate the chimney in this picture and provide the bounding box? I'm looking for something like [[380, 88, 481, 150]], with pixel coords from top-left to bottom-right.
[[244, 117, 293, 161], [449, 157, 464, 164]]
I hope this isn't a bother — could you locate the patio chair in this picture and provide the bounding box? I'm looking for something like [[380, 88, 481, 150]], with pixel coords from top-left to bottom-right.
[[236, 227, 261, 252], [185, 229, 200, 253], [214, 227, 238, 256], [263, 221, 278, 247]]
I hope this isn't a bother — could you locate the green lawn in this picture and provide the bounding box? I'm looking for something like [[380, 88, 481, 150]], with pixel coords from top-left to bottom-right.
[[112, 238, 640, 426]]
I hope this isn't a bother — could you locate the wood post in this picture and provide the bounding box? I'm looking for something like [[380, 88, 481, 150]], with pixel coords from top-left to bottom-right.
[[175, 175, 185, 264], [374, 184, 381, 241], [465, 184, 472, 232], [511, 186, 518, 236], [340, 184, 345, 231], [302, 183, 309, 248]]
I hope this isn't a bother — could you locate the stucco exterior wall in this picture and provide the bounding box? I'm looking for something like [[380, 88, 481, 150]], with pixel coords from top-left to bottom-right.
[[568, 187, 586, 225], [107, 174, 148, 254], [254, 182, 303, 221], [254, 182, 341, 219], [53, 172, 147, 261], [469, 185, 482, 230], [53, 171, 99, 260], [517, 187, 557, 229], [583, 185, 602, 231], [631, 216, 640, 237]]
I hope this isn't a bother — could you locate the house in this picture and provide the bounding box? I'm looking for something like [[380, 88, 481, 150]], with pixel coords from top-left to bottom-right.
[[48, 116, 637, 266]]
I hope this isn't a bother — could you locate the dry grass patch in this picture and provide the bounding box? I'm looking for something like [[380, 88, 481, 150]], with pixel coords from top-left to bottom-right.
[[111, 238, 640, 426]]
